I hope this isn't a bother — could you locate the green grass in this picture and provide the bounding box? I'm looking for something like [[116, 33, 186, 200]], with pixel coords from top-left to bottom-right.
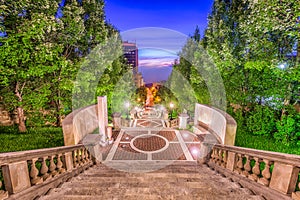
[[235, 130, 300, 155], [0, 126, 64, 153]]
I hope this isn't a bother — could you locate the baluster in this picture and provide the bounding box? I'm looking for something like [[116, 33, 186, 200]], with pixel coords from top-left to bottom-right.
[[40, 156, 50, 181], [213, 149, 219, 164], [49, 155, 58, 177], [81, 148, 86, 164], [30, 158, 42, 185], [218, 149, 223, 166], [84, 149, 89, 163], [222, 150, 227, 168], [242, 155, 251, 177], [77, 149, 82, 165], [85, 148, 90, 162], [73, 150, 78, 168], [249, 157, 261, 182], [259, 159, 272, 186], [56, 154, 65, 173], [235, 154, 243, 174], [210, 148, 216, 163]]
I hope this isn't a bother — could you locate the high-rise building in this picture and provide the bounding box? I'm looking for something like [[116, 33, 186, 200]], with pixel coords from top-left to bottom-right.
[[122, 41, 144, 87], [122, 42, 138, 74]]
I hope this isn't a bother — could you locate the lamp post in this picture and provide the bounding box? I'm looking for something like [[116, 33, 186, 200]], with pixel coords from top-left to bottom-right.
[[125, 101, 130, 120], [169, 102, 174, 120]]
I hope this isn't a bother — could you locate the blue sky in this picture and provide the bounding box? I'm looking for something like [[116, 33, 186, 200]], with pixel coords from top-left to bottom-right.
[[105, 0, 214, 83]]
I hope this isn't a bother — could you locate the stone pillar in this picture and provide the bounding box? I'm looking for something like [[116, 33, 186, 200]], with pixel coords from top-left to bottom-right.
[[179, 113, 189, 129], [2, 161, 31, 194], [198, 143, 213, 164], [130, 109, 137, 120], [87, 144, 103, 165], [112, 112, 121, 130], [269, 162, 300, 194], [98, 96, 108, 146]]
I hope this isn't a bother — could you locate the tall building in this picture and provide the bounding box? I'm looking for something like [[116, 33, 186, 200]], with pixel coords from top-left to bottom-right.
[[122, 42, 138, 74], [122, 41, 144, 87]]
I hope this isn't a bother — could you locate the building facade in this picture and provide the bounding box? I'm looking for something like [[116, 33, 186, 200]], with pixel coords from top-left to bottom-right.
[[122, 42, 144, 87]]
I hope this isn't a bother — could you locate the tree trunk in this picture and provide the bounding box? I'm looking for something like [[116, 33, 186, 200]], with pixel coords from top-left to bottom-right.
[[15, 82, 27, 132], [17, 106, 26, 132], [55, 100, 62, 127]]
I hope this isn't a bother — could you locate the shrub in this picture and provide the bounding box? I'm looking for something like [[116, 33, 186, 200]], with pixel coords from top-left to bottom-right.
[[246, 105, 276, 136], [275, 114, 300, 146]]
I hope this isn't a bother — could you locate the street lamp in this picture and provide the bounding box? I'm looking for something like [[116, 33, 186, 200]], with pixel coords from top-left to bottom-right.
[[125, 101, 130, 120], [169, 102, 174, 120]]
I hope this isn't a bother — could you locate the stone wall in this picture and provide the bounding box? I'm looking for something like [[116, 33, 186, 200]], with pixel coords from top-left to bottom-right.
[[193, 103, 237, 145], [62, 105, 99, 146]]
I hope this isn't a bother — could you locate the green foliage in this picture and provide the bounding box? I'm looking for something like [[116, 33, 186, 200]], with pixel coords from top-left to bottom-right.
[[0, 0, 128, 128], [0, 126, 64, 153], [235, 130, 300, 155], [202, 0, 299, 146], [246, 105, 276, 136], [275, 113, 300, 145]]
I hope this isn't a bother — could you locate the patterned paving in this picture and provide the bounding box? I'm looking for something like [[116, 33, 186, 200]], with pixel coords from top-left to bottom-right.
[[134, 119, 165, 128], [105, 128, 201, 162], [133, 135, 166, 152]]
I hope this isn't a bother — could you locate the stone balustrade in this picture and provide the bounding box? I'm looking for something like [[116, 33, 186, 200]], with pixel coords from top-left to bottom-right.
[[170, 118, 179, 128], [0, 144, 96, 200], [204, 143, 300, 200]]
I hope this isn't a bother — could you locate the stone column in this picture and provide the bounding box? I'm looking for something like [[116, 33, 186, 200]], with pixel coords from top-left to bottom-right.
[[269, 162, 300, 194], [98, 96, 108, 146], [112, 112, 121, 130], [2, 161, 31, 194], [198, 143, 213, 164], [179, 113, 189, 129]]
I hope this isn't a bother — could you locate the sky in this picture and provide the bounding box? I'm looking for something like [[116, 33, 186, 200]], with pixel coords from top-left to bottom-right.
[[105, 0, 214, 83]]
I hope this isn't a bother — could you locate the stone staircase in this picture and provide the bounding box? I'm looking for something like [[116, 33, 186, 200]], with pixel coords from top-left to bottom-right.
[[40, 162, 265, 200]]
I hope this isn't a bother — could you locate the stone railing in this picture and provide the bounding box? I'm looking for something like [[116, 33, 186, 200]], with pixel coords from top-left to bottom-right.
[[170, 118, 179, 128], [0, 144, 97, 200], [63, 104, 99, 146], [193, 104, 237, 145], [203, 143, 300, 200]]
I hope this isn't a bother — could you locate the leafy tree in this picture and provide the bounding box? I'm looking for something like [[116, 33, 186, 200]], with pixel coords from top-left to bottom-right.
[[203, 0, 299, 142], [0, 0, 62, 131]]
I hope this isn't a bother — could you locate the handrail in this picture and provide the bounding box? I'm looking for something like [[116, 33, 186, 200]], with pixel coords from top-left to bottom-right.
[[0, 144, 98, 200], [213, 144, 300, 167], [0, 144, 84, 165], [205, 143, 300, 199]]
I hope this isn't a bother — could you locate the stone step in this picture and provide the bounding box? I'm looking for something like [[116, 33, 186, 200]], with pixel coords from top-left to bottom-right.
[[60, 180, 216, 190], [40, 163, 267, 200], [41, 188, 265, 200]]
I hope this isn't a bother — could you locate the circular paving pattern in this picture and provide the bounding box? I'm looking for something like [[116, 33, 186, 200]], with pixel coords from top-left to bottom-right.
[[130, 134, 169, 154]]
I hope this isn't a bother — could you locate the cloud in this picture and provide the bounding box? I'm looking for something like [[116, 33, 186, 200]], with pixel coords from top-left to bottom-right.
[[138, 49, 177, 69], [121, 27, 187, 53]]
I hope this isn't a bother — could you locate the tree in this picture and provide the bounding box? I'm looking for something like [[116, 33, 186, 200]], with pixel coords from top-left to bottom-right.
[[0, 0, 62, 131], [203, 0, 299, 142]]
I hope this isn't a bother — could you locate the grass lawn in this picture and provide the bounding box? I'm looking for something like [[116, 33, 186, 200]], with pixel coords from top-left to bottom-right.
[[235, 130, 300, 155], [0, 126, 64, 153]]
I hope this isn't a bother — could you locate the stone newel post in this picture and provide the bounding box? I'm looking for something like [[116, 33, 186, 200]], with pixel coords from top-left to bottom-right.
[[179, 111, 189, 129], [98, 96, 108, 146]]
